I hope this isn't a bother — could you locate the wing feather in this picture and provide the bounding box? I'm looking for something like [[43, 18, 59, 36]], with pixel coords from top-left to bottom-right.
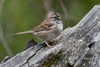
[[32, 18, 54, 32]]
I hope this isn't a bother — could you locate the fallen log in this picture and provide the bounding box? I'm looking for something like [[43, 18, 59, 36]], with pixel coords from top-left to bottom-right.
[[1, 5, 100, 67]]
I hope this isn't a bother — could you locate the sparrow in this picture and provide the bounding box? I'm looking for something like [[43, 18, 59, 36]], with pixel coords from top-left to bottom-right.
[[11, 13, 63, 47]]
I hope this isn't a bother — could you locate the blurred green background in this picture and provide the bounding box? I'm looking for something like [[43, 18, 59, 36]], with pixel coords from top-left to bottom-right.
[[0, 0, 99, 62]]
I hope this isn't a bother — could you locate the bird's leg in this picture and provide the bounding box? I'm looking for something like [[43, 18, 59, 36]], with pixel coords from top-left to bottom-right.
[[44, 41, 53, 48]]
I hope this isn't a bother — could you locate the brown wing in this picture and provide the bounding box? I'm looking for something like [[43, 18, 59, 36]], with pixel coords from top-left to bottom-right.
[[32, 18, 54, 32]]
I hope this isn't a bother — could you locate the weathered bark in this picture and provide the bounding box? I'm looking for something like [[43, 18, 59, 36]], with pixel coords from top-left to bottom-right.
[[1, 5, 100, 67]]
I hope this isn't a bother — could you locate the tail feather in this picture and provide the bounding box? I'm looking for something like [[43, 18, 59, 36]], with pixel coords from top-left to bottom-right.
[[10, 31, 33, 36]]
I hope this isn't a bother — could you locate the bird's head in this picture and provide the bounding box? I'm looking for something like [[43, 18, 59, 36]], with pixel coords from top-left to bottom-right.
[[50, 13, 61, 20]]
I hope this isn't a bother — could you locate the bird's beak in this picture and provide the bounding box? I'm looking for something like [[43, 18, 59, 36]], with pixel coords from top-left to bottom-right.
[[59, 16, 61, 19]]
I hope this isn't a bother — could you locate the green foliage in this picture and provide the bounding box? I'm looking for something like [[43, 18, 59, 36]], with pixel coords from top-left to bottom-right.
[[0, 0, 100, 62], [0, 42, 8, 61]]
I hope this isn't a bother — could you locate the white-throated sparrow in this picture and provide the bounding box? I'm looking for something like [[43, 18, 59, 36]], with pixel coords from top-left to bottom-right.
[[11, 13, 63, 47]]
